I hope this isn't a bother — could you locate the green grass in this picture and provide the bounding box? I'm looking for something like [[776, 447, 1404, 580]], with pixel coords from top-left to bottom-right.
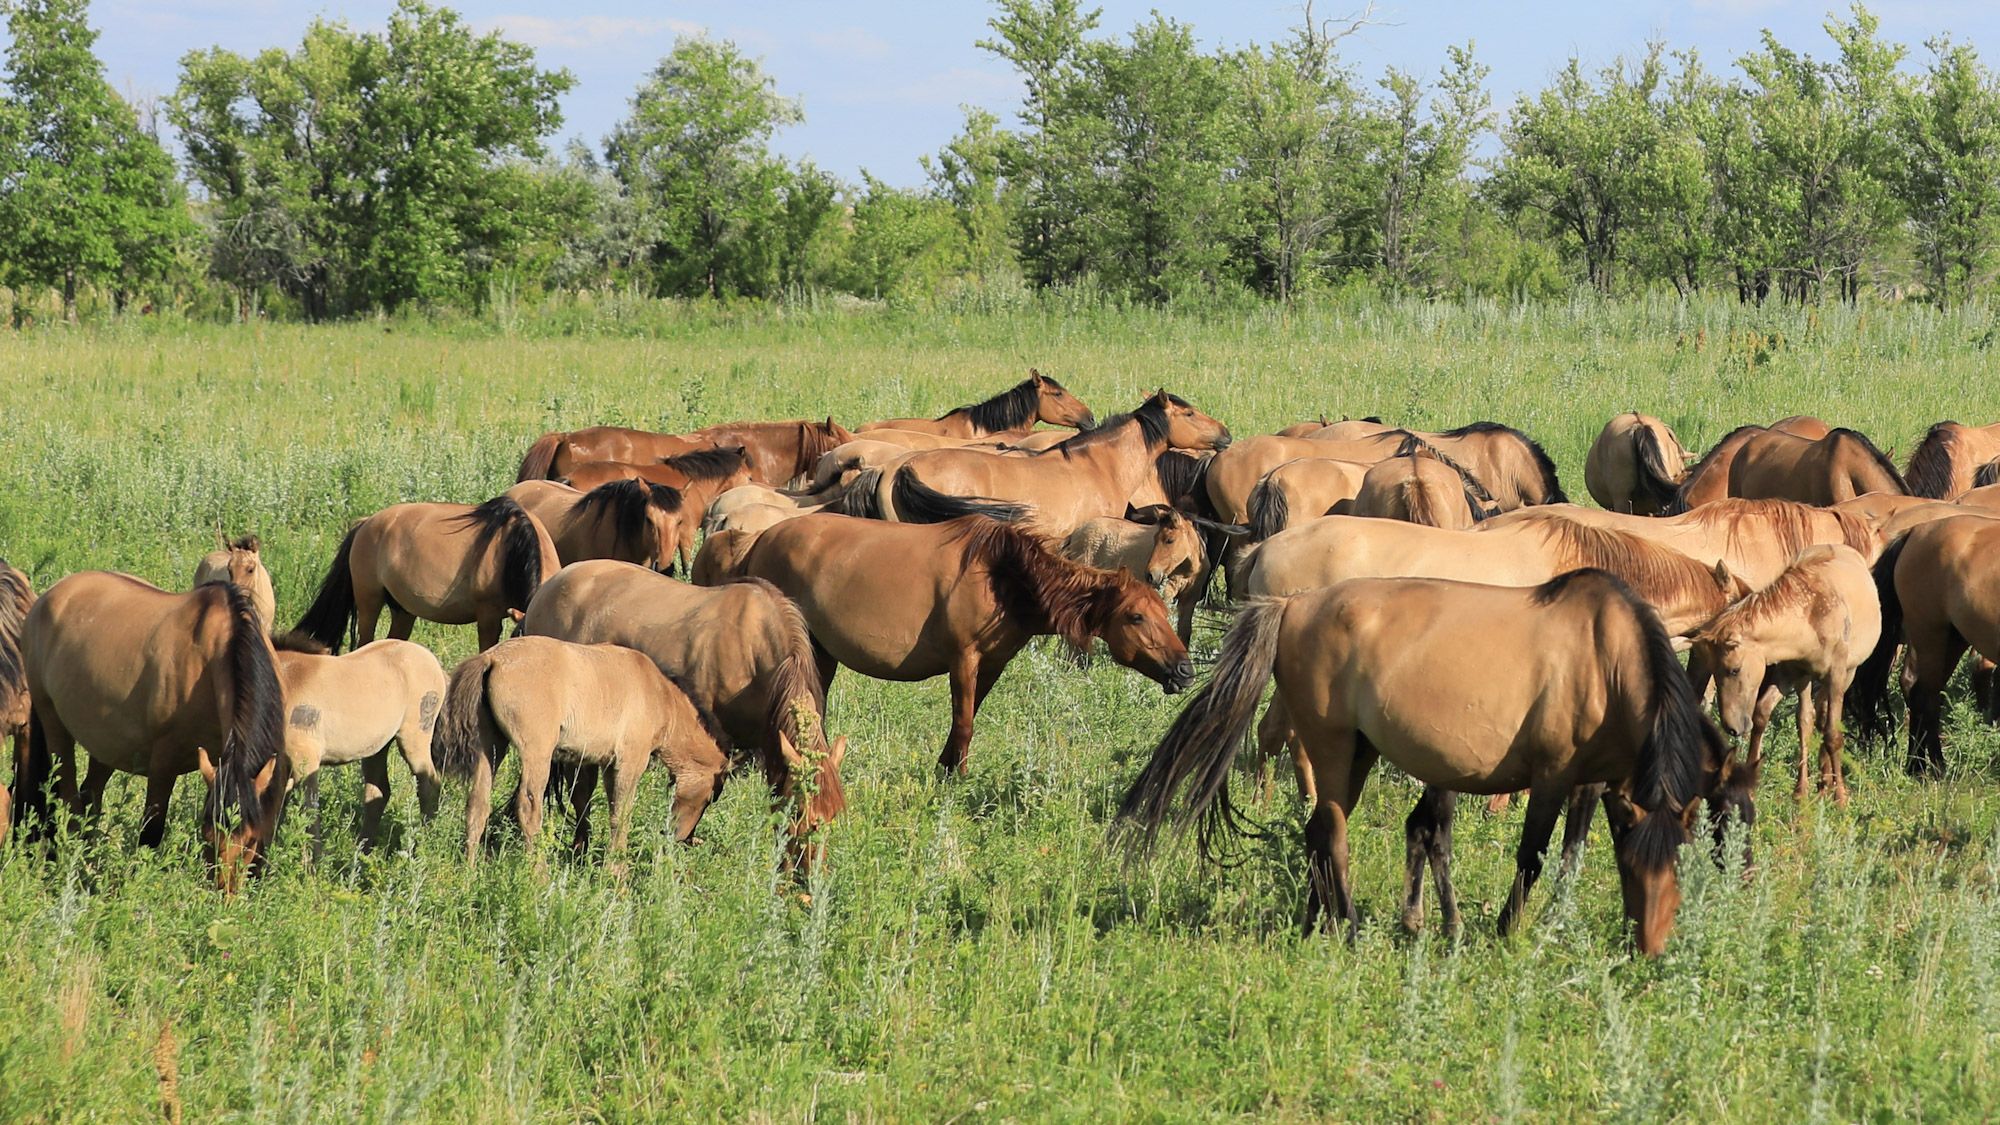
[[2, 295, 1999, 1121]]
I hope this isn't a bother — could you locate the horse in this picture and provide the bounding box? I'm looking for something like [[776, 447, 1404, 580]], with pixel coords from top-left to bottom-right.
[[1063, 508, 1208, 608], [1482, 498, 1879, 587], [295, 496, 560, 653], [809, 439, 931, 492], [858, 370, 1096, 437], [1852, 513, 2000, 775], [1244, 458, 1373, 541], [561, 445, 754, 495], [1207, 434, 1405, 527], [858, 391, 1232, 537], [517, 562, 847, 858], [504, 479, 682, 572], [519, 419, 850, 487], [691, 527, 762, 587], [193, 534, 275, 633], [707, 483, 829, 530], [437, 636, 734, 863], [730, 514, 1193, 773], [1352, 452, 1491, 529], [1672, 417, 1835, 511], [1904, 421, 2000, 500], [692, 419, 854, 488], [1585, 412, 1694, 515], [1274, 417, 1394, 440], [0, 560, 32, 837], [269, 632, 447, 855], [1240, 514, 1746, 636], [1688, 545, 1880, 804], [1727, 428, 1907, 505], [1115, 569, 1751, 955], [19, 574, 289, 890]]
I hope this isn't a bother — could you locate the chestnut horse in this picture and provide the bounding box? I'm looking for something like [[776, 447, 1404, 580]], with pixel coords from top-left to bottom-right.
[[518, 562, 847, 858], [19, 575, 289, 889], [1727, 427, 1907, 505], [0, 560, 31, 837], [1904, 421, 2000, 500], [295, 497, 560, 653], [858, 370, 1096, 437], [503, 479, 683, 571], [1116, 569, 1749, 955], [518, 419, 851, 487], [730, 514, 1193, 773], [1672, 416, 1834, 511], [193, 534, 275, 633], [1585, 412, 1694, 515]]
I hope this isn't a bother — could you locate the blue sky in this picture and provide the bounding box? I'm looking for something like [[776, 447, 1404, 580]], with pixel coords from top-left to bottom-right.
[[87, 1, 2000, 186]]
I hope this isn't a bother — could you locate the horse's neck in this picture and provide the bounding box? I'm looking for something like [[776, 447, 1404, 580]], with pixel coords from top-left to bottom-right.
[[1072, 423, 1157, 498]]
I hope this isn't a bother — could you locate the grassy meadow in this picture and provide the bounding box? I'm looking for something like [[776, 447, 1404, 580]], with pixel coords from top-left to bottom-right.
[[1, 295, 1999, 1121]]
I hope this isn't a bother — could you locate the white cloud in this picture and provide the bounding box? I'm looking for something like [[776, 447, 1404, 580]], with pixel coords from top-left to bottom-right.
[[484, 15, 703, 51], [809, 26, 893, 61]]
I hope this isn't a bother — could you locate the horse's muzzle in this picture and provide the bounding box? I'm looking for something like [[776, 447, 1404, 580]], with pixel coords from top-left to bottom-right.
[[1163, 660, 1196, 694]]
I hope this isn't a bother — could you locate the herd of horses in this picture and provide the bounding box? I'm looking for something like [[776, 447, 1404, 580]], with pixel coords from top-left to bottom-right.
[[4, 370, 2000, 955]]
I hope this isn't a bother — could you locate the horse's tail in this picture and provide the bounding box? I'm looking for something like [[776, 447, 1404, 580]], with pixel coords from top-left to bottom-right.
[[890, 464, 1026, 524], [1115, 596, 1286, 862], [203, 582, 290, 845], [457, 497, 547, 613], [1246, 475, 1288, 541], [1631, 423, 1683, 512], [295, 523, 360, 652], [1619, 570, 1731, 880], [1401, 476, 1438, 526], [517, 432, 565, 482], [830, 469, 883, 519], [1850, 531, 1910, 742], [435, 652, 504, 780]]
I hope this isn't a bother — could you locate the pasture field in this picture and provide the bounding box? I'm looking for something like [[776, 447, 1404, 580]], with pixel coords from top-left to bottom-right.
[[2, 295, 1999, 1121]]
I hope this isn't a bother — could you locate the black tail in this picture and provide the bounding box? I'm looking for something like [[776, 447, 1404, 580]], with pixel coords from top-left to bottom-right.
[[1247, 475, 1288, 541], [829, 468, 883, 518], [455, 497, 547, 613], [890, 465, 1026, 524], [435, 652, 502, 779], [203, 583, 290, 843], [1631, 424, 1683, 513], [1850, 532, 1910, 743], [295, 524, 360, 652], [1115, 597, 1286, 863]]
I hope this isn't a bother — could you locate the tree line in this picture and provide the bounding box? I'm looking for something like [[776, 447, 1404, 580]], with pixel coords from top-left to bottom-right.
[[2, 0, 1997, 321]]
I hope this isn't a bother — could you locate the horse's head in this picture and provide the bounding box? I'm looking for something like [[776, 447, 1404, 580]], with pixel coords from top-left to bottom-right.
[[777, 729, 848, 870], [1153, 389, 1232, 451], [1690, 622, 1764, 740], [1609, 711, 1752, 956], [197, 534, 274, 630], [642, 483, 684, 571], [1126, 506, 1202, 594], [196, 744, 290, 894], [1032, 370, 1096, 430], [1091, 567, 1194, 694]]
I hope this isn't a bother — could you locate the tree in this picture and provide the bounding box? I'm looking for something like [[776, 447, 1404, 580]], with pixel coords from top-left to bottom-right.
[[0, 0, 193, 319], [979, 0, 1101, 288], [1374, 44, 1489, 292], [921, 108, 1020, 280], [608, 37, 800, 299], [1894, 36, 2000, 302]]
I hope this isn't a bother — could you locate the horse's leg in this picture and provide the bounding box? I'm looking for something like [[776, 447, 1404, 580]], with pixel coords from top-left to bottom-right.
[[137, 749, 179, 849], [354, 587, 386, 648], [1427, 787, 1461, 939], [513, 742, 553, 850], [1904, 631, 1965, 777], [464, 753, 494, 863], [1818, 674, 1850, 805], [1496, 785, 1566, 938], [1485, 791, 1515, 815], [1556, 783, 1603, 876], [1253, 698, 1301, 804], [1793, 683, 1816, 800], [1301, 729, 1373, 943], [475, 613, 502, 653], [357, 748, 391, 852], [1745, 682, 1781, 776], [938, 652, 983, 775], [602, 759, 644, 863], [77, 758, 114, 843], [567, 764, 600, 857], [386, 608, 417, 643], [1400, 785, 1456, 937], [1974, 658, 1998, 722]]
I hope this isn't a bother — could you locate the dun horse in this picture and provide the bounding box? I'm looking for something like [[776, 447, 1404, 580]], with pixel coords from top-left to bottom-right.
[[193, 534, 275, 632], [437, 636, 735, 862], [1905, 421, 2000, 500], [1244, 458, 1372, 540], [295, 497, 560, 653], [1727, 427, 1907, 505], [1115, 570, 1750, 955], [859, 370, 1096, 437], [519, 419, 850, 487], [729, 514, 1192, 772], [504, 478, 683, 571], [1063, 507, 1208, 607], [1585, 412, 1694, 515], [1481, 498, 1878, 587], [1671, 417, 1833, 510], [0, 560, 32, 837], [19, 574, 289, 889], [1352, 451, 1492, 528]]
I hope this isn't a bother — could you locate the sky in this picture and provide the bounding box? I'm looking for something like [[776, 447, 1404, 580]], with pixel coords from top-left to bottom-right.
[[84, 0, 2000, 187]]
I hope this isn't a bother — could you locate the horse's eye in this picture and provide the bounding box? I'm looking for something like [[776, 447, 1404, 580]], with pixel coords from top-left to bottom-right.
[[1127, 612, 1146, 625]]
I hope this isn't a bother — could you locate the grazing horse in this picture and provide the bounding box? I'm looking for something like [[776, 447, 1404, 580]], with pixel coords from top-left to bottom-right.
[[1482, 498, 1879, 587], [193, 534, 276, 633], [1904, 421, 2000, 500], [1115, 570, 1750, 955], [0, 560, 32, 837], [504, 479, 683, 571], [1673, 417, 1834, 510], [1245, 458, 1373, 540], [20, 575, 289, 889], [693, 419, 854, 488], [295, 497, 560, 653], [1208, 434, 1404, 526], [691, 527, 763, 586], [519, 419, 850, 487], [518, 562, 847, 857], [733, 514, 1193, 773], [1727, 428, 1907, 505], [1689, 545, 1880, 804], [1853, 514, 2000, 775], [862, 391, 1232, 537], [269, 632, 447, 854], [1352, 452, 1491, 528], [437, 636, 736, 863], [1585, 412, 1694, 515], [859, 370, 1096, 437]]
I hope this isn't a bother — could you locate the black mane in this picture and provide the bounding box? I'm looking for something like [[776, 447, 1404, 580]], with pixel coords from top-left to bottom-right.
[[942, 374, 1055, 434]]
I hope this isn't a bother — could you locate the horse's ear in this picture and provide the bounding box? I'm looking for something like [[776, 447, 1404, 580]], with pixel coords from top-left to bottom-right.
[[236, 534, 260, 554], [506, 608, 526, 625], [828, 735, 848, 768], [1711, 559, 1733, 590], [1031, 368, 1046, 384], [776, 729, 801, 765], [1152, 387, 1170, 404], [197, 745, 218, 788]]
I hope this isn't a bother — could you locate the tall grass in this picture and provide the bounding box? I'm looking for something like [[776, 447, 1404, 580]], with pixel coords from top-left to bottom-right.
[[0, 297, 1997, 1119]]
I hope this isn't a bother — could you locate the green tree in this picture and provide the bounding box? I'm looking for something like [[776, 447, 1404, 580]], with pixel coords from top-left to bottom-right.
[[1374, 44, 1489, 292], [0, 0, 193, 319], [921, 108, 1020, 280], [1894, 36, 2000, 302], [608, 37, 800, 299], [979, 0, 1100, 288]]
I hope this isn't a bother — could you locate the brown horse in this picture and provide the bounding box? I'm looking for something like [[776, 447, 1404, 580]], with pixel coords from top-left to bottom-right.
[[1853, 514, 2000, 775], [295, 497, 560, 653], [730, 514, 1192, 773], [1482, 498, 1878, 587], [1727, 427, 1907, 505], [691, 527, 762, 586], [519, 419, 850, 487], [861, 391, 1232, 537], [19, 574, 289, 889], [437, 636, 736, 863], [504, 479, 683, 571], [561, 445, 754, 493], [270, 632, 447, 854], [1904, 421, 2000, 499], [0, 560, 32, 837], [1310, 422, 1566, 510], [1274, 417, 1394, 440], [1673, 417, 1835, 510], [194, 534, 276, 633], [1585, 412, 1694, 515], [1689, 545, 1880, 804], [1116, 569, 1749, 955], [518, 561, 846, 856], [858, 370, 1096, 437], [1245, 458, 1373, 541], [1352, 452, 1491, 528], [1207, 435, 1402, 526]]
